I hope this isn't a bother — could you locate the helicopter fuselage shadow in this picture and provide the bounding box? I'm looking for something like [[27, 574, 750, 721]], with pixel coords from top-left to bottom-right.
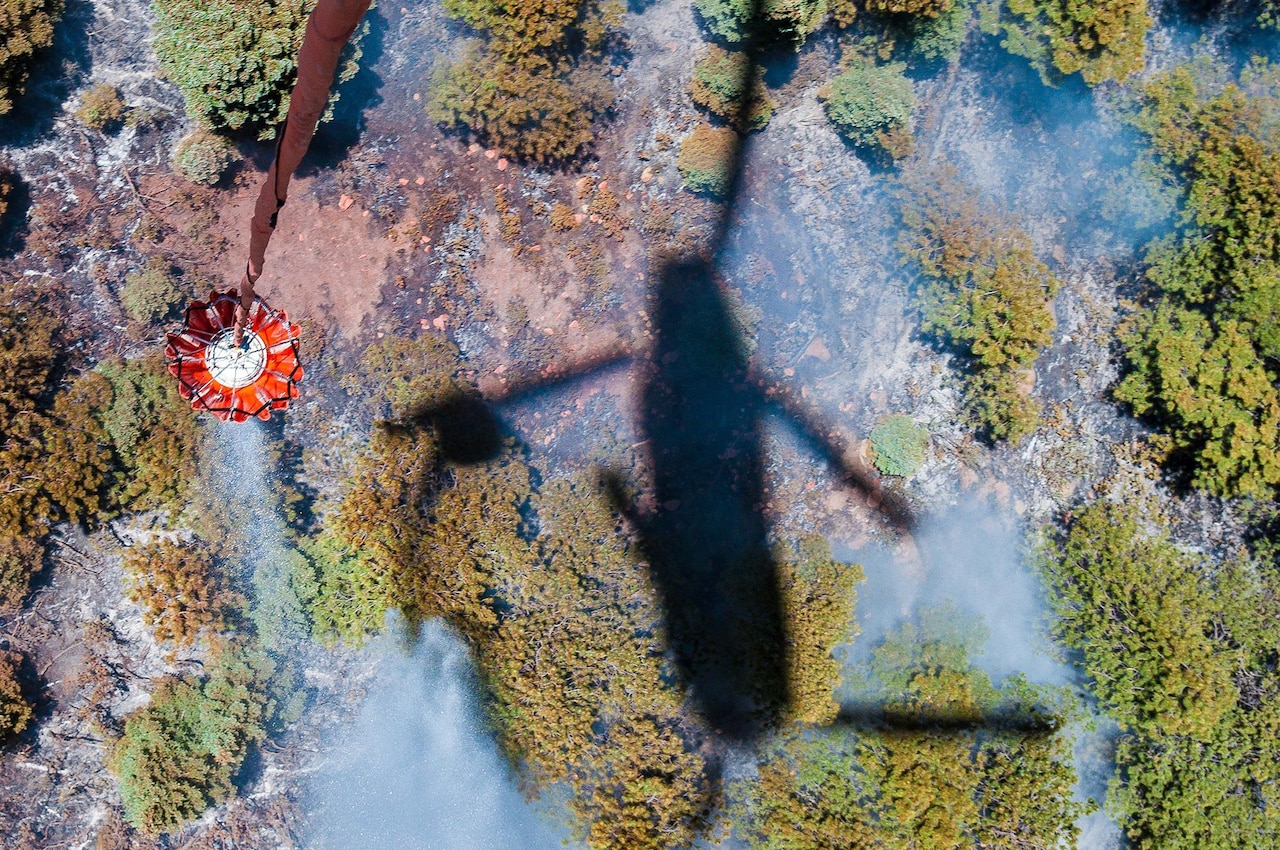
[[604, 257, 789, 742]]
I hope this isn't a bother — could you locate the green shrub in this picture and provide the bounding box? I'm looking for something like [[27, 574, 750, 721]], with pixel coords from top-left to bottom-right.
[[677, 123, 737, 196], [76, 83, 126, 131], [0, 649, 32, 738], [908, 0, 970, 63], [1116, 304, 1280, 497], [821, 59, 915, 154], [0, 287, 74, 541], [121, 257, 187, 324], [870, 414, 928, 477], [0, 300, 120, 646], [0, 289, 116, 610], [690, 45, 776, 131], [172, 129, 239, 186], [693, 0, 826, 48], [776, 535, 862, 724], [0, 0, 63, 115], [110, 653, 269, 834]]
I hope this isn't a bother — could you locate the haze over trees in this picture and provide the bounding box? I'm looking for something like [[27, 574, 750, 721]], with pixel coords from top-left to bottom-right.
[[985, 0, 1149, 84], [731, 608, 1082, 850]]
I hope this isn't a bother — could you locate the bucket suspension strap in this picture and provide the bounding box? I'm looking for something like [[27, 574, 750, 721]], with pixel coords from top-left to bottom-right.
[[238, 0, 372, 336]]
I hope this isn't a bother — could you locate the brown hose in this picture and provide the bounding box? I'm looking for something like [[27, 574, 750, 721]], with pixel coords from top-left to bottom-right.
[[237, 0, 372, 337]]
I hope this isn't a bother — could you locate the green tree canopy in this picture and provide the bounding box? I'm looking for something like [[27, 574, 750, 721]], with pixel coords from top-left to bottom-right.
[[152, 0, 363, 138], [1042, 494, 1236, 738], [110, 652, 270, 834], [1042, 484, 1280, 847], [1115, 61, 1280, 497], [693, 0, 827, 48]]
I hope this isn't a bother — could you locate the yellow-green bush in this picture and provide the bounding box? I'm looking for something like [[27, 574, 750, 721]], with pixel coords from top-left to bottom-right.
[[0, 649, 32, 738], [677, 123, 738, 196], [76, 83, 125, 131], [900, 170, 1059, 443], [690, 44, 776, 132], [821, 58, 916, 154], [121, 257, 188, 324], [123, 540, 233, 646]]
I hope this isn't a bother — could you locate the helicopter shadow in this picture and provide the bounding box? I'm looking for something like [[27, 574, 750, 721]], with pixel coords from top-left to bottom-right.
[[390, 0, 1053, 752], [397, 251, 922, 743]]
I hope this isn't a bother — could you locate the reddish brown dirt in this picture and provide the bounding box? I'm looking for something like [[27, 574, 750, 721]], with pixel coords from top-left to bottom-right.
[[210, 174, 398, 340]]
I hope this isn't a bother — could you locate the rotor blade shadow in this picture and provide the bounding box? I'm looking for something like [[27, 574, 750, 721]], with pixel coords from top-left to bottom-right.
[[760, 378, 917, 532], [475, 344, 633, 408], [831, 703, 1060, 738]]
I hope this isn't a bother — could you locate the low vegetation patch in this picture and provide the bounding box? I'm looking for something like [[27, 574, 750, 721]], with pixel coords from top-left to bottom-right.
[[76, 83, 125, 132]]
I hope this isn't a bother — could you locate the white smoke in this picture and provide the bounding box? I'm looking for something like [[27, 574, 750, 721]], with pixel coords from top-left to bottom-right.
[[208, 420, 310, 643], [840, 501, 1070, 687], [306, 620, 581, 850]]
